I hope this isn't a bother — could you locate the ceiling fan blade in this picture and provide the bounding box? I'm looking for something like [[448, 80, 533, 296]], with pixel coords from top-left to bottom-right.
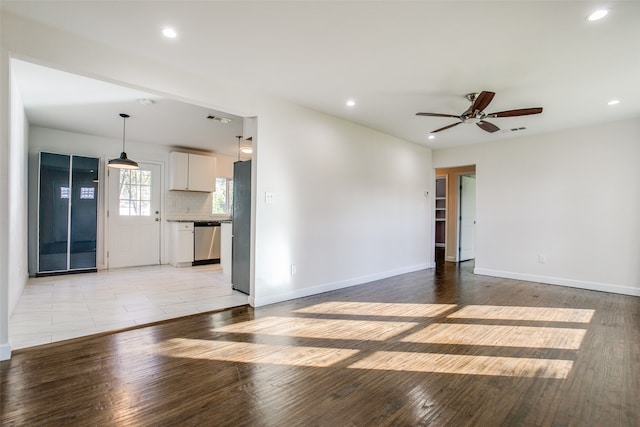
[[477, 120, 500, 133], [416, 112, 460, 118], [472, 91, 495, 112], [487, 107, 543, 118], [432, 122, 462, 133]]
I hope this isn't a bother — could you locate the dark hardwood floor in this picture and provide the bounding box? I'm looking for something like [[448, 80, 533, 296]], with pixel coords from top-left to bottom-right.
[[2, 257, 639, 426]]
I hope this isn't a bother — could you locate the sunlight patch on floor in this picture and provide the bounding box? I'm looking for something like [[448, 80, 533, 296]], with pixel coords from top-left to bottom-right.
[[160, 303, 596, 379], [211, 316, 419, 341], [295, 301, 457, 317], [447, 305, 595, 323], [348, 351, 574, 379], [402, 323, 586, 349], [153, 338, 359, 367]]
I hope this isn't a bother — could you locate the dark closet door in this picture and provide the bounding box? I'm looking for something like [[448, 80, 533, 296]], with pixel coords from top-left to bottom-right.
[[38, 152, 99, 274], [232, 160, 251, 294], [69, 156, 99, 270], [38, 152, 71, 273]]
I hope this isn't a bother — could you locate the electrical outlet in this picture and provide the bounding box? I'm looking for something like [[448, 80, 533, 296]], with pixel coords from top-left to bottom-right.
[[290, 264, 297, 275], [538, 254, 546, 263]]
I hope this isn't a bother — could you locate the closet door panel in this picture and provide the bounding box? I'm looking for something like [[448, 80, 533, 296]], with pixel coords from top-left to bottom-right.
[[69, 156, 99, 270], [38, 152, 99, 274], [38, 152, 71, 273]]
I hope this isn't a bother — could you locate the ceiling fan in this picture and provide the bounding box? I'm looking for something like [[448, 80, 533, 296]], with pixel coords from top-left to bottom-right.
[[416, 91, 542, 134]]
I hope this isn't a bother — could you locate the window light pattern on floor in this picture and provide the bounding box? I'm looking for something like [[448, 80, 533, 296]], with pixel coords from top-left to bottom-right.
[[149, 303, 595, 379]]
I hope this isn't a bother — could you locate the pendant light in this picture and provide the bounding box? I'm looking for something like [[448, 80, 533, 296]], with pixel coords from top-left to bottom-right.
[[240, 136, 253, 154], [108, 113, 139, 169], [236, 135, 253, 162]]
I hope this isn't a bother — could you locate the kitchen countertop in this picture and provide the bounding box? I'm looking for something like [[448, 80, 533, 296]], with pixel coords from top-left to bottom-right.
[[166, 217, 231, 223]]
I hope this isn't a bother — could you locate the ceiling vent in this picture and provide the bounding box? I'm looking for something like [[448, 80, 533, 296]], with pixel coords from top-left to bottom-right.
[[207, 115, 232, 124], [502, 126, 527, 133]]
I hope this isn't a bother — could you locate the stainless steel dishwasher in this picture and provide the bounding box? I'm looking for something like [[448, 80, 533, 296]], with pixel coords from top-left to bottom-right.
[[193, 221, 221, 265]]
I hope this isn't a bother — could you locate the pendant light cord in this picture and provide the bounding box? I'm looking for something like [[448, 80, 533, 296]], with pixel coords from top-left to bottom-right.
[[122, 115, 127, 152], [119, 113, 130, 153]]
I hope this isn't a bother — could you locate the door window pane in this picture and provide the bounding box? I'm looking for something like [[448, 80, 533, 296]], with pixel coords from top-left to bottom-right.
[[119, 169, 152, 216]]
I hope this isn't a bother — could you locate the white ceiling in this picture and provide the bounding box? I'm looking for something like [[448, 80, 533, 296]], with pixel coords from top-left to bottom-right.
[[3, 1, 640, 151], [10, 59, 246, 157]]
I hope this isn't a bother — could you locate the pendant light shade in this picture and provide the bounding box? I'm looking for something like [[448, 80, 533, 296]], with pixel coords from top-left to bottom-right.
[[236, 135, 253, 160], [240, 136, 253, 154], [108, 113, 138, 169]]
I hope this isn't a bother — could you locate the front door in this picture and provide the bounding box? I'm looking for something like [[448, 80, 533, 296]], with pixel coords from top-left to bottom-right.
[[107, 162, 162, 268], [458, 174, 476, 261]]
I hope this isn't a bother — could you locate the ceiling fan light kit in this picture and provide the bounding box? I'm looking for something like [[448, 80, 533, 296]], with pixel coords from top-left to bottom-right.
[[416, 91, 543, 134]]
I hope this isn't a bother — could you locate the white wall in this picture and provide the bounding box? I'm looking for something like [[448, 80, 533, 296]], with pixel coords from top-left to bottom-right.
[[252, 100, 433, 305], [433, 117, 640, 296], [0, 40, 11, 360], [8, 69, 29, 315]]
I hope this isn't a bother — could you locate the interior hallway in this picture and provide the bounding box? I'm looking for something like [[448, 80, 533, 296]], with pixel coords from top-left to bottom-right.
[[9, 264, 248, 349]]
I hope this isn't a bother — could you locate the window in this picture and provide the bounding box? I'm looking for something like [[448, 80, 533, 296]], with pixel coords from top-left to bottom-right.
[[119, 169, 152, 216], [212, 177, 233, 215], [60, 187, 70, 199]]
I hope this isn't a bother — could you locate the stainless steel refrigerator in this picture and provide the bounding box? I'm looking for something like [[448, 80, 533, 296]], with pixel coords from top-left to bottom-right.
[[232, 160, 251, 294]]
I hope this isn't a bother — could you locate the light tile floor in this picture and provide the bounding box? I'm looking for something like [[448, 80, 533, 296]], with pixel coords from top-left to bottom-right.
[[9, 264, 248, 350]]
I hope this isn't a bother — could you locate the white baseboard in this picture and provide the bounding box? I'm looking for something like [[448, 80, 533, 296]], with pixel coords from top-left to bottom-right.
[[0, 342, 12, 361], [252, 263, 432, 307], [474, 268, 640, 297]]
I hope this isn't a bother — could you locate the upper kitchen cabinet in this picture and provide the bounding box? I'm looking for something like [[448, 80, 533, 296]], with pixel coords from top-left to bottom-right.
[[169, 152, 217, 192]]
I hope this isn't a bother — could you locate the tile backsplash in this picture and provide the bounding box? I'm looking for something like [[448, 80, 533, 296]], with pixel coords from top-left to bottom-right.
[[165, 190, 214, 218]]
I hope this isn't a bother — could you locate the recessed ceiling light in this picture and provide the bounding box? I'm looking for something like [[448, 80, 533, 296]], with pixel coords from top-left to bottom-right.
[[428, 135, 435, 140], [138, 98, 155, 106], [608, 99, 620, 106], [587, 9, 608, 21], [162, 27, 177, 39], [346, 99, 356, 107]]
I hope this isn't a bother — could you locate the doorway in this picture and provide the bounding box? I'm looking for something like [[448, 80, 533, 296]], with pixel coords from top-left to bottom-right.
[[458, 174, 476, 261], [434, 165, 476, 263], [107, 162, 162, 268]]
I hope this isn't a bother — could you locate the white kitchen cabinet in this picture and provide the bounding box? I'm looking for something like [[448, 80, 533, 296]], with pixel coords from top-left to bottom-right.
[[169, 152, 216, 192], [170, 222, 194, 267]]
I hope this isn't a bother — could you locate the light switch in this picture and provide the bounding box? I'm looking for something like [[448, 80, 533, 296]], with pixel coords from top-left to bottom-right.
[[265, 192, 275, 204]]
